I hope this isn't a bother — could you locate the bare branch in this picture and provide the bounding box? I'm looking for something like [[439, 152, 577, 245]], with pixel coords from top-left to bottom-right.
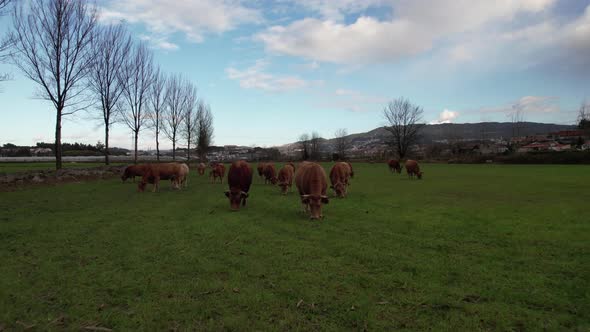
[[119, 41, 154, 163], [383, 97, 424, 159], [334, 128, 349, 160], [9, 0, 98, 169]]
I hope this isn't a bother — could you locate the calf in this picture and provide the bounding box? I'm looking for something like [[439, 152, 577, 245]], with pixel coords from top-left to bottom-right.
[[225, 160, 253, 210], [295, 162, 329, 220], [388, 159, 402, 173], [277, 164, 294, 195], [405, 159, 423, 179], [197, 163, 206, 176], [210, 163, 226, 183], [329, 162, 350, 198]]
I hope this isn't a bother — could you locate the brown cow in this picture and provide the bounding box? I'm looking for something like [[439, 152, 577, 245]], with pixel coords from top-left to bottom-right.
[[277, 164, 294, 195], [257, 162, 266, 178], [405, 159, 423, 179], [329, 162, 351, 198], [225, 160, 253, 210], [122, 164, 147, 182], [295, 162, 329, 220], [345, 161, 354, 178], [138, 163, 184, 192], [263, 163, 278, 185], [177, 163, 190, 188], [388, 159, 402, 173], [210, 163, 226, 183], [197, 163, 206, 176]]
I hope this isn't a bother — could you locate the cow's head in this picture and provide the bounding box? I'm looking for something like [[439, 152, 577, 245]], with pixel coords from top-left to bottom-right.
[[225, 189, 249, 210], [417, 171, 423, 179], [396, 167, 402, 174], [121, 169, 129, 182], [330, 182, 347, 198], [277, 181, 289, 195], [138, 181, 147, 192], [301, 194, 329, 220], [270, 177, 278, 185]]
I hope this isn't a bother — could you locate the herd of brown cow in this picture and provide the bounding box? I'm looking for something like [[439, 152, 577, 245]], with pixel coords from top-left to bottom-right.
[[122, 159, 422, 220]]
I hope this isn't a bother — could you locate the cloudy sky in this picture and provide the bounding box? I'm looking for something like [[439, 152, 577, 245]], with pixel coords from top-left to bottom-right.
[[1, 0, 589, 149]]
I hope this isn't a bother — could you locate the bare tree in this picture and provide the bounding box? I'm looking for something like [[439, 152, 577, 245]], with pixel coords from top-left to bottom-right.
[[181, 81, 198, 162], [195, 100, 214, 161], [383, 97, 424, 159], [299, 133, 310, 160], [119, 42, 154, 164], [0, 0, 14, 84], [577, 101, 590, 133], [10, 0, 97, 169], [88, 23, 131, 165], [148, 67, 166, 161], [310, 131, 322, 160], [162, 74, 187, 160], [334, 128, 348, 160], [510, 104, 526, 138]]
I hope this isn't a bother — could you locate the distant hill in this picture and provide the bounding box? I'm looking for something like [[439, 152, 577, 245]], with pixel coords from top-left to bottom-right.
[[278, 122, 576, 153]]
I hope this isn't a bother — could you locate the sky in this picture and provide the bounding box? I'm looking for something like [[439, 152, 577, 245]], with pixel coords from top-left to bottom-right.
[[1, 0, 589, 150]]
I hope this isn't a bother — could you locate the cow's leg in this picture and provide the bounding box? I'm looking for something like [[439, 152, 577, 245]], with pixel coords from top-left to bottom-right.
[[153, 176, 160, 192]]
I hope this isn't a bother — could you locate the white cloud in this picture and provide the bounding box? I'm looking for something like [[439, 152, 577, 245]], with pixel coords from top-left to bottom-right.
[[430, 109, 460, 124], [100, 0, 262, 47], [138, 34, 179, 51], [225, 60, 319, 92], [256, 0, 558, 64]]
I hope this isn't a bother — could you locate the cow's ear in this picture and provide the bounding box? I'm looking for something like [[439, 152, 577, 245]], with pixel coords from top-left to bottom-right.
[[224, 191, 230, 197]]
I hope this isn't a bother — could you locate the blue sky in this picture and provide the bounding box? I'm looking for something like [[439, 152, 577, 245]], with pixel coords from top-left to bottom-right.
[[1, 0, 589, 149]]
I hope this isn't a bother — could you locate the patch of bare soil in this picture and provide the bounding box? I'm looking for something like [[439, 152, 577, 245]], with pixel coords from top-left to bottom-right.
[[0, 166, 126, 191]]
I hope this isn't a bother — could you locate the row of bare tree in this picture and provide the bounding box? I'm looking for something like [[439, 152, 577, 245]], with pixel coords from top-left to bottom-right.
[[2, 0, 213, 169]]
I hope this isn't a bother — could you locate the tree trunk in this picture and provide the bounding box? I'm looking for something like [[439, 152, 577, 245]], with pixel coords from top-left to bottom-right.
[[104, 125, 110, 165], [156, 132, 160, 162], [55, 110, 63, 170], [134, 131, 138, 164], [172, 135, 176, 161], [187, 133, 191, 162]]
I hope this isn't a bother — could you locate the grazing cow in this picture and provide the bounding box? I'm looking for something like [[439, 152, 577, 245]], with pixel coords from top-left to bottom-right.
[[277, 164, 295, 195], [405, 159, 423, 179], [210, 163, 226, 183], [263, 163, 278, 185], [177, 163, 189, 188], [295, 162, 329, 220], [329, 162, 351, 198], [257, 162, 266, 178], [388, 159, 402, 173], [225, 160, 253, 210], [197, 163, 206, 176], [345, 161, 354, 178], [138, 163, 184, 192], [122, 164, 147, 182]]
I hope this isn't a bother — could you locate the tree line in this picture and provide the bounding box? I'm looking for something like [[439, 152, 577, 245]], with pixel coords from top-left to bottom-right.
[[1, 0, 213, 169]]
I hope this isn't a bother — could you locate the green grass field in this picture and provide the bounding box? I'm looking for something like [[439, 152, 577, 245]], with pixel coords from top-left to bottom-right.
[[0, 162, 124, 174], [1, 163, 589, 331]]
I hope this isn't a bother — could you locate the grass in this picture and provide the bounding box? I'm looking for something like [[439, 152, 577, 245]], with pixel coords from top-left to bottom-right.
[[0, 163, 589, 331], [0, 162, 125, 174]]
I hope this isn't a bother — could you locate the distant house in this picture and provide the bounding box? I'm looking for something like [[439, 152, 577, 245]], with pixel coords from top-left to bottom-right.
[[29, 147, 53, 156], [518, 141, 571, 153]]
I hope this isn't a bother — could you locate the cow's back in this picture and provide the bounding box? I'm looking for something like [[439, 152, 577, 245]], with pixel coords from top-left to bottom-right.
[[278, 164, 294, 182], [296, 163, 327, 196], [228, 160, 253, 192], [330, 162, 348, 184]]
